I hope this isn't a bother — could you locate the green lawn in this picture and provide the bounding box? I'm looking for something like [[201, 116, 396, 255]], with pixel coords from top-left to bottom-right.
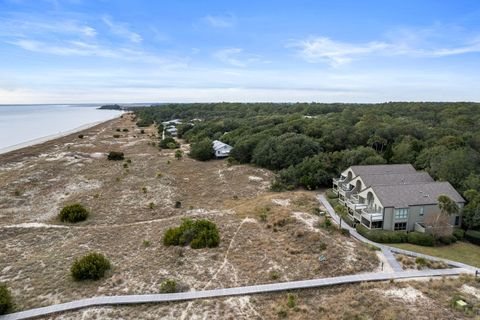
[[390, 242, 480, 268]]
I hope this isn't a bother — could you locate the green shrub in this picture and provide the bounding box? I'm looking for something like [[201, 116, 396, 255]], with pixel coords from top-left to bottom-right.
[[70, 252, 111, 281], [140, 129, 145, 134], [175, 200, 182, 208], [439, 235, 457, 245], [415, 257, 427, 266], [326, 189, 338, 199], [78, 134, 84, 139], [334, 204, 347, 216], [116, 128, 121, 132], [340, 228, 350, 236], [175, 150, 183, 160], [113, 134, 120, 138], [107, 151, 124, 160], [407, 232, 435, 246], [0, 284, 13, 315], [269, 270, 280, 280], [59, 203, 89, 223], [287, 293, 297, 309], [163, 218, 220, 249], [356, 224, 407, 243], [160, 279, 177, 293], [122, 128, 129, 132], [159, 137, 179, 149], [189, 139, 214, 161], [465, 230, 480, 245], [453, 228, 465, 240]]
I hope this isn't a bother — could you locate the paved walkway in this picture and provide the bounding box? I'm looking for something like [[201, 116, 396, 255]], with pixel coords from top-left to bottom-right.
[[0, 268, 467, 320], [317, 194, 478, 272]]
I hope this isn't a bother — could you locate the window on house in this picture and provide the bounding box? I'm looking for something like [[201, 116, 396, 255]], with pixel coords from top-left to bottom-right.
[[394, 208, 409, 220], [394, 222, 407, 231], [455, 216, 460, 226], [419, 207, 424, 216]]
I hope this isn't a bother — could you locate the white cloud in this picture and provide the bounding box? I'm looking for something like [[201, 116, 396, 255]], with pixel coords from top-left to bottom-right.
[[0, 17, 97, 38], [290, 31, 480, 66], [213, 48, 261, 67], [289, 37, 389, 66], [202, 14, 235, 28], [102, 15, 142, 43], [7, 39, 179, 65]]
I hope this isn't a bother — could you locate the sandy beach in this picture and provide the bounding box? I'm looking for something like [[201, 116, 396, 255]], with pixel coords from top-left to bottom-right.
[[0, 115, 123, 157]]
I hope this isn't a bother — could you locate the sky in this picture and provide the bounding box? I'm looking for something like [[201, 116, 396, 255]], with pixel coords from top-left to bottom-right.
[[1, 0, 480, 103]]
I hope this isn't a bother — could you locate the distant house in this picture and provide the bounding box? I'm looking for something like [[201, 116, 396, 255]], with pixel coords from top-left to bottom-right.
[[165, 126, 178, 136], [332, 164, 465, 232], [213, 140, 232, 158], [162, 119, 182, 126]]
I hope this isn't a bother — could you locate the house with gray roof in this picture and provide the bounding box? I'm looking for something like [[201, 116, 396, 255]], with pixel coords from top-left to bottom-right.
[[212, 140, 232, 158], [332, 164, 465, 232]]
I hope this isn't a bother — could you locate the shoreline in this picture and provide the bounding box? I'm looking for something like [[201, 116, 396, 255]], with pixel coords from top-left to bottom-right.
[[0, 114, 124, 156]]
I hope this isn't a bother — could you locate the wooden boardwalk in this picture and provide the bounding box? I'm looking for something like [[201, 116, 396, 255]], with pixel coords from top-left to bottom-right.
[[0, 268, 468, 320], [1, 194, 477, 320]]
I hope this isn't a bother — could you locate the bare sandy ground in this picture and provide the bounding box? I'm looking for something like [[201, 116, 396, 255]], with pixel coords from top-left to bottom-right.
[[1, 114, 477, 319]]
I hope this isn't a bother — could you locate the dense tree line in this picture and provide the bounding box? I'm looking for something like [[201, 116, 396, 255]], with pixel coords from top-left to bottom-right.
[[134, 102, 480, 229]]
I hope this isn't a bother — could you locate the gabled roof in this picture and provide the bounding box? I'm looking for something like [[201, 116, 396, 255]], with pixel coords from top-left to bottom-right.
[[358, 172, 434, 188], [351, 164, 416, 176], [212, 140, 232, 151], [370, 182, 465, 208]]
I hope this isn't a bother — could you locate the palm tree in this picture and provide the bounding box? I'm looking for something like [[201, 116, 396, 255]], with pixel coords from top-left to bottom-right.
[[438, 195, 459, 216]]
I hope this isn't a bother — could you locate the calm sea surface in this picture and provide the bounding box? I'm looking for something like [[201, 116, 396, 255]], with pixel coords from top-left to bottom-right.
[[0, 104, 122, 150]]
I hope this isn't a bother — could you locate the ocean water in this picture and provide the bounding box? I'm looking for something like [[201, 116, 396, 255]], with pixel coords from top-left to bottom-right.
[[0, 104, 122, 151]]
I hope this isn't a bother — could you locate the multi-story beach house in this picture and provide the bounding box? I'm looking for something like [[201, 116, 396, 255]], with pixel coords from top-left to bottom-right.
[[332, 164, 465, 232]]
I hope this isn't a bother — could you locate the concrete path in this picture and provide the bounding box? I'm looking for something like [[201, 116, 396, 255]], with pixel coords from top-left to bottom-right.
[[317, 194, 478, 273], [0, 268, 467, 320]]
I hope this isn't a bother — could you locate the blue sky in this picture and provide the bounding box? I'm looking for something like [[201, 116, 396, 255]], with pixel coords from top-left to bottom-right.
[[1, 0, 480, 103]]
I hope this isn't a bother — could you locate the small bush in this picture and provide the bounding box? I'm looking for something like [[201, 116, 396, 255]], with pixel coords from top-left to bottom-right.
[[408, 232, 435, 246], [59, 203, 89, 223], [453, 228, 465, 240], [356, 224, 407, 243], [269, 270, 280, 280], [340, 228, 350, 236], [107, 151, 124, 160], [439, 235, 457, 245], [13, 189, 22, 197], [0, 284, 13, 315], [148, 202, 155, 209], [163, 218, 220, 249], [160, 279, 177, 293], [70, 252, 111, 281], [175, 201, 182, 208], [175, 150, 183, 160], [142, 187, 147, 194], [113, 134, 120, 138], [415, 257, 427, 266], [78, 134, 84, 139], [116, 128, 121, 132], [159, 137, 179, 149], [123, 163, 128, 169], [143, 240, 151, 247], [287, 293, 297, 309], [465, 230, 480, 245], [326, 189, 338, 199], [122, 128, 129, 132], [140, 129, 145, 134]]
